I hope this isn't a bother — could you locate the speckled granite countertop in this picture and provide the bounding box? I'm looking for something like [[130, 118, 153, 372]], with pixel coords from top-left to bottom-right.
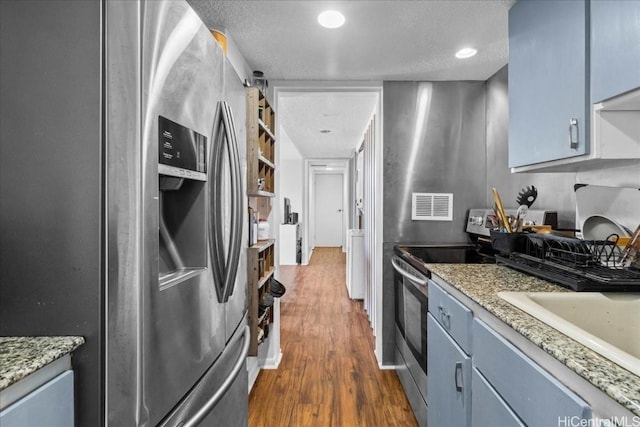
[[0, 336, 85, 390], [422, 263, 640, 417]]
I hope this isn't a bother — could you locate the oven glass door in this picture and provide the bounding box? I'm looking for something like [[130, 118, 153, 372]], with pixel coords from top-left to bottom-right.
[[402, 277, 428, 375], [393, 257, 428, 376]]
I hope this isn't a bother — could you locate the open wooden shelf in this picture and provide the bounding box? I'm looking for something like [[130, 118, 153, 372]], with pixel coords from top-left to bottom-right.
[[247, 87, 276, 197], [247, 239, 275, 356]]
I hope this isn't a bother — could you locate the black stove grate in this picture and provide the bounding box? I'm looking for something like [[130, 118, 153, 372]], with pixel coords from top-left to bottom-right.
[[496, 233, 640, 292]]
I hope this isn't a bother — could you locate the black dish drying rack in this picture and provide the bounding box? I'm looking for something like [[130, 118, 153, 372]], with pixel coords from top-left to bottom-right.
[[494, 233, 640, 291]]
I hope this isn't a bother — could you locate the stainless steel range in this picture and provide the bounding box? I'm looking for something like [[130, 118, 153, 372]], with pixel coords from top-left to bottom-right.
[[391, 208, 557, 426]]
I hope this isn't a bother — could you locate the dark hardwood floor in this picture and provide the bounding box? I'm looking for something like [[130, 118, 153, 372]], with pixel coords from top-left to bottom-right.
[[248, 247, 418, 426]]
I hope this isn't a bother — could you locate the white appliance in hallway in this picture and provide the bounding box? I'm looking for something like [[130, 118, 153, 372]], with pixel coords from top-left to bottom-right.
[[346, 229, 365, 299], [0, 1, 248, 425]]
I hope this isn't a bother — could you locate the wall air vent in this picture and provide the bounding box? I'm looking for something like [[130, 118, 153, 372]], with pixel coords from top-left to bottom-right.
[[411, 193, 453, 221]]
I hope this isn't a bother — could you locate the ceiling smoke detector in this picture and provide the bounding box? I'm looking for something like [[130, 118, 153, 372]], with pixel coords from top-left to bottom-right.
[[318, 10, 345, 29]]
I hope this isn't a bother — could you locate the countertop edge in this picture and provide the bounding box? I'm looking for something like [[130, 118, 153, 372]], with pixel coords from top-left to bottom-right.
[[0, 336, 85, 391]]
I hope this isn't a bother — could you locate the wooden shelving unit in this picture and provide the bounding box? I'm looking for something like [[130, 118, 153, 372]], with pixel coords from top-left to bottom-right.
[[246, 87, 276, 197], [247, 239, 275, 356], [246, 87, 278, 357]]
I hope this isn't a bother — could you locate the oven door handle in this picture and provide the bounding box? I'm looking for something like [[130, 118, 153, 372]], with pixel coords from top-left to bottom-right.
[[391, 257, 427, 286]]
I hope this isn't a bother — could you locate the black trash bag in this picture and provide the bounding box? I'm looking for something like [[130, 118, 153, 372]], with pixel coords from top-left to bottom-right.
[[270, 278, 286, 298]]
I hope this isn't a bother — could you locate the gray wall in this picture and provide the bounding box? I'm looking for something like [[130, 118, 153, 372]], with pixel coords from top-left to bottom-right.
[[0, 1, 103, 425]]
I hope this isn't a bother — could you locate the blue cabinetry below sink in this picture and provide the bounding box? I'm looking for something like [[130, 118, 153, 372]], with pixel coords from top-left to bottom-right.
[[427, 280, 593, 427], [473, 319, 591, 427], [472, 368, 524, 427]]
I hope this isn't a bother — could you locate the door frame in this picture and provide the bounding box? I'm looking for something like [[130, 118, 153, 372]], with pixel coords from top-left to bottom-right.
[[273, 82, 384, 366], [306, 159, 350, 255]]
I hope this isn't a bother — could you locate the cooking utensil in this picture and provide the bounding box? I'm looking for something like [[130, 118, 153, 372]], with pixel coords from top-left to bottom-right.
[[523, 224, 552, 234], [493, 203, 506, 230], [492, 187, 512, 233], [515, 205, 528, 232], [516, 185, 538, 208], [619, 225, 640, 267]]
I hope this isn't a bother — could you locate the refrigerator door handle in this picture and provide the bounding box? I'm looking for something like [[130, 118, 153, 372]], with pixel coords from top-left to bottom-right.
[[220, 102, 243, 302], [210, 101, 243, 303], [210, 102, 227, 300]]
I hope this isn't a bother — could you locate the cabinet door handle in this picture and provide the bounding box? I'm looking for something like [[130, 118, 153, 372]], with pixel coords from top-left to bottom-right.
[[454, 361, 463, 392], [438, 305, 451, 329], [568, 118, 579, 149]]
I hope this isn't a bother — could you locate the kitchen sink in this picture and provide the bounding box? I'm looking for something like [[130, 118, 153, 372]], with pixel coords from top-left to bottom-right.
[[498, 291, 640, 376]]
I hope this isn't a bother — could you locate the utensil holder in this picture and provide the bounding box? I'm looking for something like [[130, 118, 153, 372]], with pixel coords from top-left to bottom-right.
[[490, 231, 527, 254]]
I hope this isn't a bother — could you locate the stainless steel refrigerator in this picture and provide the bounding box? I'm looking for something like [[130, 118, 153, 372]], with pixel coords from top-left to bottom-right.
[[0, 1, 249, 425]]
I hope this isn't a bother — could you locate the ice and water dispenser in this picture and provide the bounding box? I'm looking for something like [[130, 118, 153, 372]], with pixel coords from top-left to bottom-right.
[[157, 115, 208, 289]]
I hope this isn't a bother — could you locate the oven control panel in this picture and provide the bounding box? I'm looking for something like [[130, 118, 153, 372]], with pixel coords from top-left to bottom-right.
[[466, 208, 557, 237]]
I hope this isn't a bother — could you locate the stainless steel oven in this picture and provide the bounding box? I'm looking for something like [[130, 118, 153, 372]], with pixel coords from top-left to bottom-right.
[[393, 254, 429, 426], [392, 244, 496, 426]]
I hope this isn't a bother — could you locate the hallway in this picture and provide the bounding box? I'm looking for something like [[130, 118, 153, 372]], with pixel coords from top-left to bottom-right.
[[248, 247, 418, 426]]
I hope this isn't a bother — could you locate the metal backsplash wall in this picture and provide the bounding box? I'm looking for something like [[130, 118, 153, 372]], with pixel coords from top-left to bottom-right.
[[382, 80, 488, 363], [383, 81, 488, 244]]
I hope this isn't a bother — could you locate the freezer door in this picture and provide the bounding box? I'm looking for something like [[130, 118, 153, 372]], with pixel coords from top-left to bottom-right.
[[139, 1, 227, 425], [158, 324, 250, 427]]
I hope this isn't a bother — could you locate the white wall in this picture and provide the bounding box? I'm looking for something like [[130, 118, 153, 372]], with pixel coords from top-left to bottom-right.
[[576, 163, 640, 188], [277, 126, 304, 265], [279, 127, 304, 222]]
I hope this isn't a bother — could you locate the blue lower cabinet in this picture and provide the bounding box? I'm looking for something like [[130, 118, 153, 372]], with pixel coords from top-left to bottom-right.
[[473, 319, 590, 427], [472, 367, 524, 427], [0, 370, 74, 427], [427, 314, 471, 427]]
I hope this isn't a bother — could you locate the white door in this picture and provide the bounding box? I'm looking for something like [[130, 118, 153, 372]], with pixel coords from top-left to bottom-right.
[[314, 173, 343, 247]]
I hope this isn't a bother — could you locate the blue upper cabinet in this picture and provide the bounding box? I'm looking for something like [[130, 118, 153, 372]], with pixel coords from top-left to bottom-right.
[[590, 0, 640, 103], [508, 0, 589, 168]]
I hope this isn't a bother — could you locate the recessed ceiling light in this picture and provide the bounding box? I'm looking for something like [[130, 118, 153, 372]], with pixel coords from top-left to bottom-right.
[[318, 10, 345, 29], [455, 47, 477, 59]]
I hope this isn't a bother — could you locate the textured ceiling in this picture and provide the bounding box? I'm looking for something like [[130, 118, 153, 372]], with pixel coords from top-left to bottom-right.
[[189, 0, 514, 81], [278, 91, 379, 158], [188, 0, 515, 158]]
